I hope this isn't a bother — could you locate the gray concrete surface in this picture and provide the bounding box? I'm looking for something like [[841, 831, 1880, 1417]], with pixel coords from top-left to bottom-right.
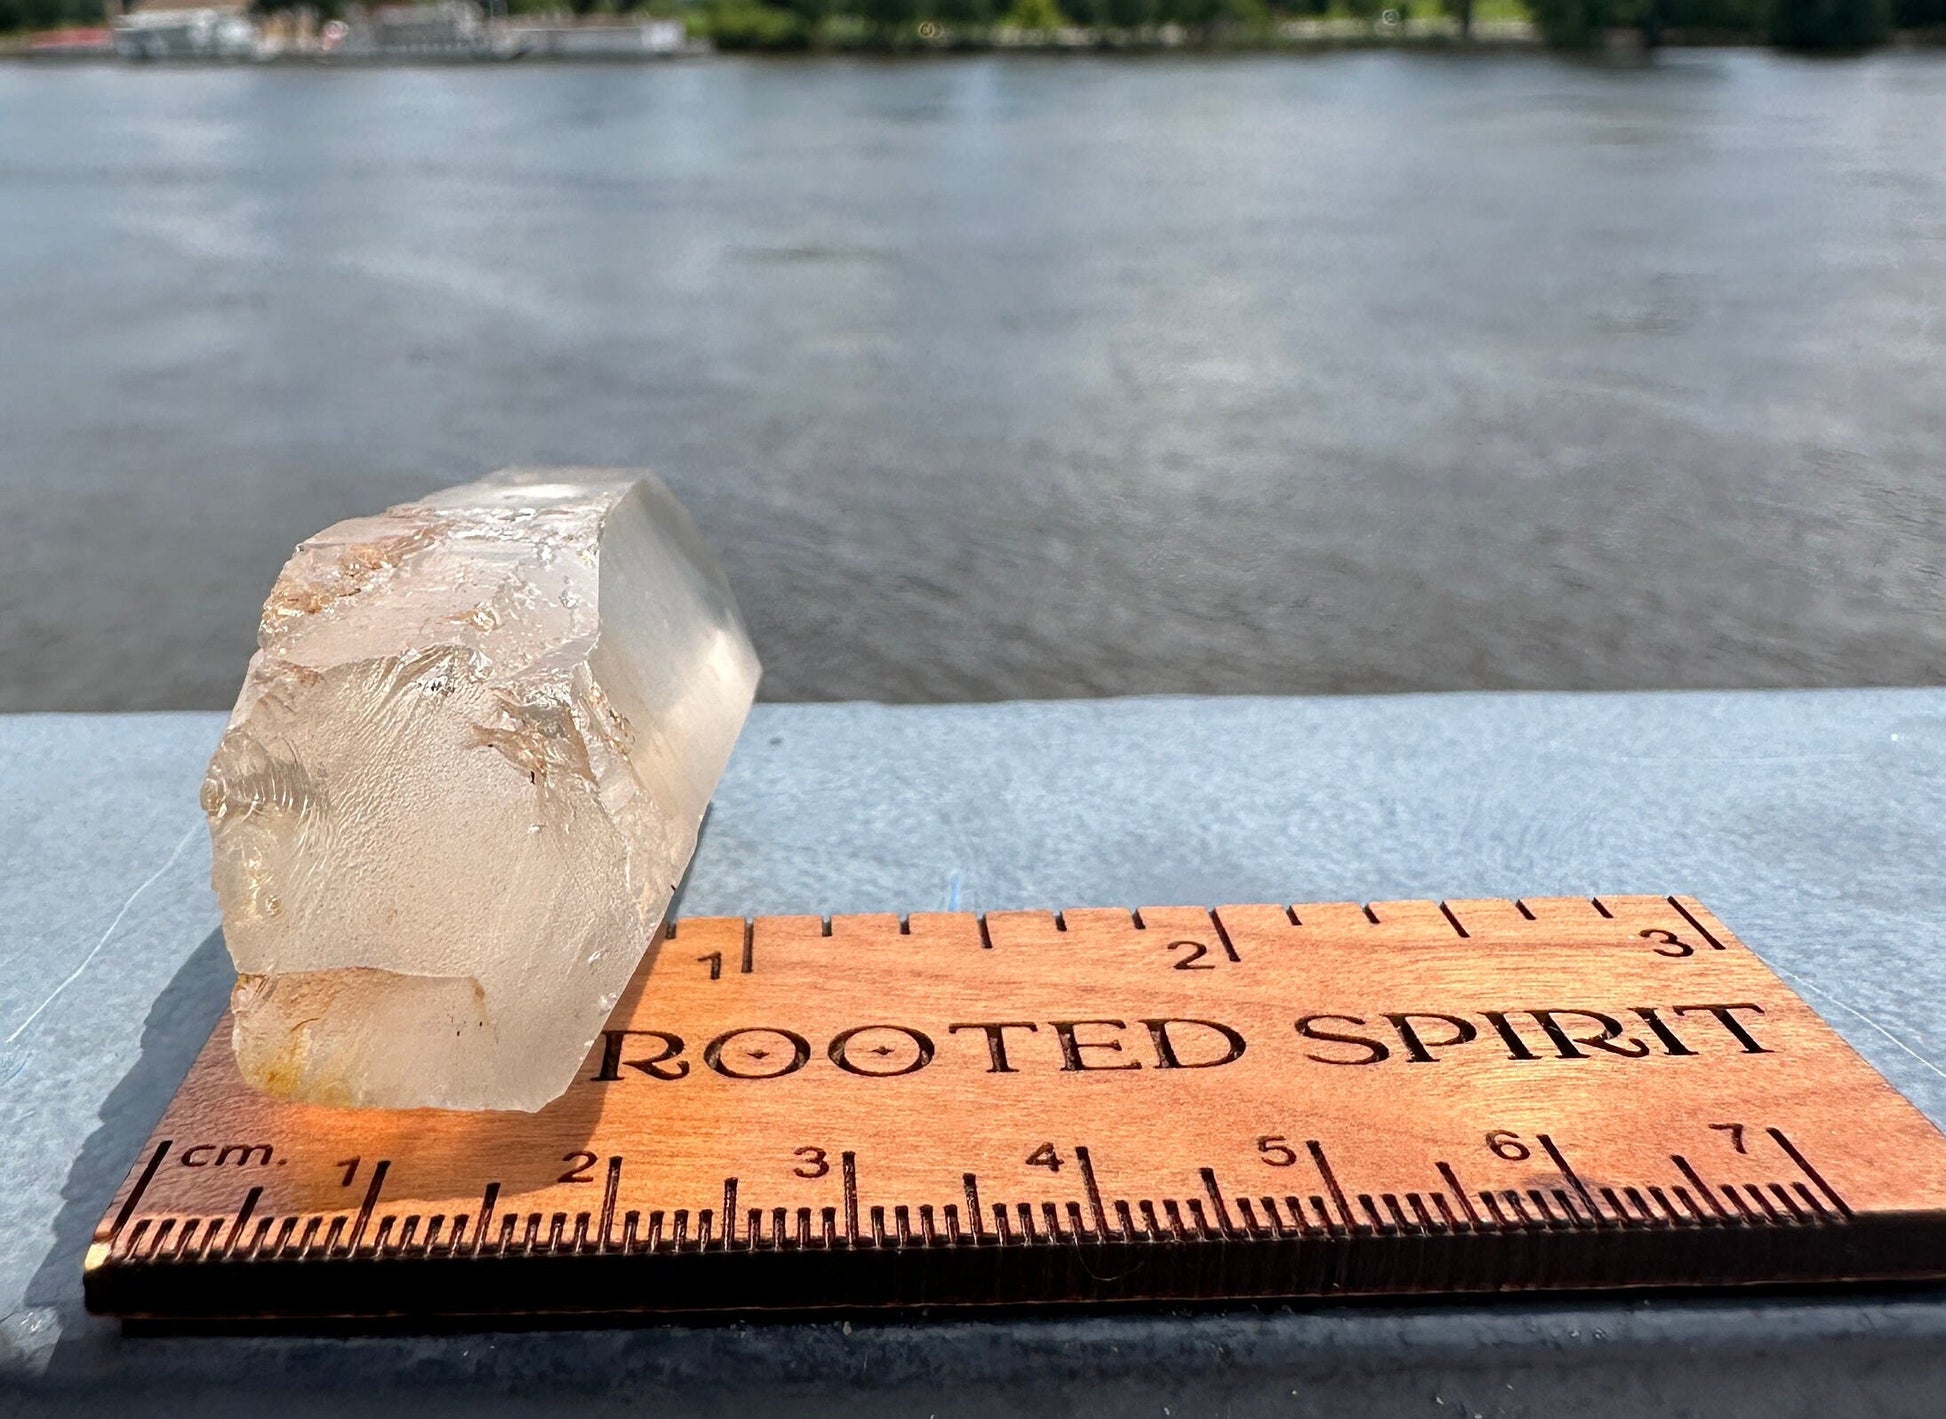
[[4, 690, 1946, 1415]]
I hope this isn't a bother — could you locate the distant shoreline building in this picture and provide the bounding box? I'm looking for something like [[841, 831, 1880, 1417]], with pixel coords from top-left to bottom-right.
[[339, 2, 491, 58], [93, 1, 694, 62], [498, 16, 687, 57], [112, 0, 255, 59]]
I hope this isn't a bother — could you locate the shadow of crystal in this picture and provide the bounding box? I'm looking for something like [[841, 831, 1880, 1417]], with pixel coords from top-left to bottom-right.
[[25, 911, 667, 1360], [27, 809, 717, 1361], [26, 927, 233, 1375]]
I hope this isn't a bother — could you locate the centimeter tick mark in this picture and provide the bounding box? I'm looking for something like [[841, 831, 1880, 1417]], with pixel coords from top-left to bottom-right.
[[1671, 1155, 1731, 1220], [108, 1139, 170, 1244], [1199, 1168, 1239, 1237], [1436, 1161, 1484, 1229], [842, 1151, 860, 1244], [1769, 1127, 1853, 1217], [348, 1159, 389, 1253], [1307, 1140, 1358, 1233], [600, 1158, 623, 1249], [1538, 1134, 1607, 1227], [473, 1181, 500, 1256], [228, 1185, 261, 1256], [1076, 1146, 1112, 1240]]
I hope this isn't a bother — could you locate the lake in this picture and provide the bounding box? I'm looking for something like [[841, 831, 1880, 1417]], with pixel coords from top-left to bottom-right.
[[1, 51, 1942, 711]]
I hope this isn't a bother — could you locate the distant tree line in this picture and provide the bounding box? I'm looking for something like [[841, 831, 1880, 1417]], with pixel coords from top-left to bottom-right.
[[683, 0, 1946, 47], [0, 0, 103, 35], [5, 0, 1943, 57], [696, 0, 1312, 48], [1528, 0, 1943, 44]]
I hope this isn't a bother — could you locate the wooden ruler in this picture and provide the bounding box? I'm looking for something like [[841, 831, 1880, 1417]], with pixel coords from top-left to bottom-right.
[[86, 895, 1946, 1322]]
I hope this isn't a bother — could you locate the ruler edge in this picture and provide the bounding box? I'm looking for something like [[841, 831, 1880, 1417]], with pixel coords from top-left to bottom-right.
[[82, 892, 1946, 1317]]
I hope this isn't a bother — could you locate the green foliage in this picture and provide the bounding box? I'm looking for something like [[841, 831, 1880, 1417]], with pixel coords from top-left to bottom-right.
[[13, 0, 1926, 52], [933, 0, 995, 22], [1662, 0, 1762, 28], [1155, 0, 1262, 21], [1526, 0, 1896, 43], [861, 0, 919, 34], [0, 0, 102, 33], [1523, 0, 1613, 44], [703, 0, 812, 45], [999, 0, 1066, 24], [1524, 0, 1668, 43], [148, 0, 1924, 55], [1768, 0, 1890, 43]]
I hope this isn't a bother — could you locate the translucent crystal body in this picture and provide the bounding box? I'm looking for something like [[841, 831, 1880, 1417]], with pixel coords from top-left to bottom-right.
[[201, 470, 760, 1111]]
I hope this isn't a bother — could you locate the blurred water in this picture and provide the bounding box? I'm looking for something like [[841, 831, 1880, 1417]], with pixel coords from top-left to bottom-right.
[[0, 52, 1941, 711]]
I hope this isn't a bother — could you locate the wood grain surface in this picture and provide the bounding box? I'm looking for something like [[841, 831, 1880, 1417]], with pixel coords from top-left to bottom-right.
[[84, 895, 1946, 1321]]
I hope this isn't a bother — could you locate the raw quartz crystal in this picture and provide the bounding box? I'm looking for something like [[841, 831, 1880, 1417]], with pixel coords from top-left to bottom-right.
[[202, 470, 759, 1112]]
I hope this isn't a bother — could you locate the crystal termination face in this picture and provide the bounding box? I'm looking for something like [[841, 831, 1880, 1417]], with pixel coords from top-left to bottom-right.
[[201, 470, 760, 1111]]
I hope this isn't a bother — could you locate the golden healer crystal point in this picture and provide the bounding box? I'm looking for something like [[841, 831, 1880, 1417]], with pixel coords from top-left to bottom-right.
[[202, 470, 760, 1111]]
